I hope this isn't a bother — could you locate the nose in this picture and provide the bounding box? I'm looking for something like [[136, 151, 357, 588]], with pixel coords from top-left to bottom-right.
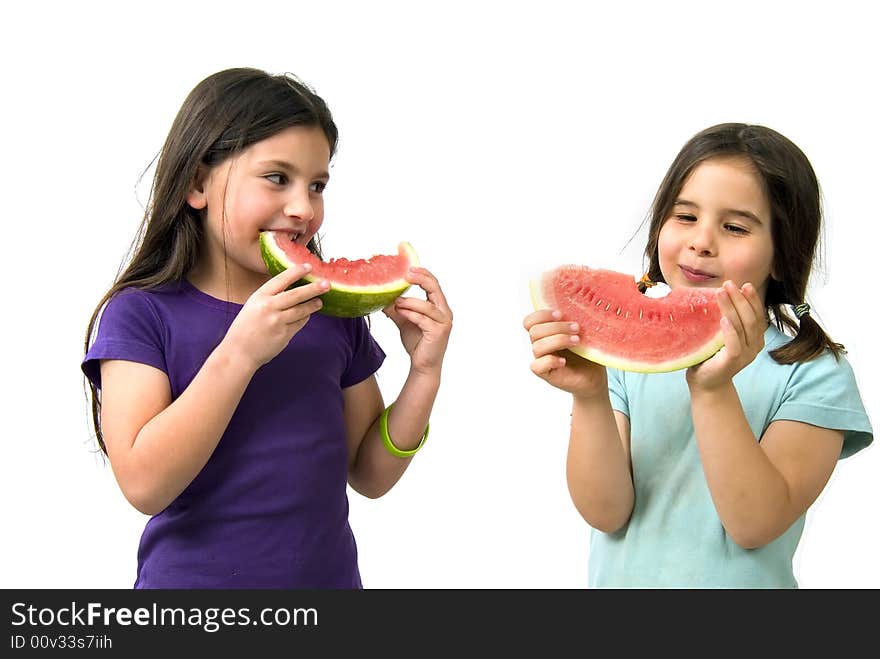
[[282, 186, 315, 222], [688, 223, 716, 256]]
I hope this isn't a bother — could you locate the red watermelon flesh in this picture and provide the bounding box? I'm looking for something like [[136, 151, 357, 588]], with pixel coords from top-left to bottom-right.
[[265, 233, 414, 285], [531, 265, 724, 373], [260, 231, 419, 317]]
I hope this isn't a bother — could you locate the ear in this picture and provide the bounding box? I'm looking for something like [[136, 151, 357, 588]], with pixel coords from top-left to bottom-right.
[[185, 166, 209, 210]]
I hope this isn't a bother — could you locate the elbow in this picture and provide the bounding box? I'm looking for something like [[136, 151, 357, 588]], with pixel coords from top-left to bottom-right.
[[585, 513, 630, 535], [112, 469, 169, 516], [569, 487, 634, 534], [348, 462, 403, 499], [131, 500, 166, 517], [728, 534, 764, 550], [120, 485, 167, 516], [348, 478, 391, 500], [106, 452, 171, 516], [573, 500, 633, 534], [723, 522, 780, 550]]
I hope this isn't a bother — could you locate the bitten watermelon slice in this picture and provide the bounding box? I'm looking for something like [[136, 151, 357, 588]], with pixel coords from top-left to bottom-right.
[[531, 265, 724, 373], [260, 231, 418, 317]]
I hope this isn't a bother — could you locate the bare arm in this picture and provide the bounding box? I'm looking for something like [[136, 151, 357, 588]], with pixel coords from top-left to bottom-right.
[[344, 371, 439, 498], [345, 266, 451, 499], [524, 308, 634, 532], [99, 265, 324, 515], [690, 383, 842, 548], [567, 398, 634, 532], [100, 347, 257, 515], [687, 280, 842, 547]]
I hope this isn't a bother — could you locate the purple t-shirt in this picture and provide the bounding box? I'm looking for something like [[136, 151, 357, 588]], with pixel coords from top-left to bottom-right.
[[82, 280, 385, 589]]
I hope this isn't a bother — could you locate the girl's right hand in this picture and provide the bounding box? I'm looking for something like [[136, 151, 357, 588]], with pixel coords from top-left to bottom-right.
[[224, 264, 329, 370], [523, 309, 609, 398]]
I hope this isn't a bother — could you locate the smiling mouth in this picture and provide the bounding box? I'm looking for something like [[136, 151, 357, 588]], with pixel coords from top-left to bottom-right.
[[679, 265, 716, 282]]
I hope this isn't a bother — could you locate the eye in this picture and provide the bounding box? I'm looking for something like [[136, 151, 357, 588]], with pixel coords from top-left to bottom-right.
[[675, 214, 697, 222], [310, 180, 328, 193], [264, 173, 288, 185], [724, 223, 749, 234]]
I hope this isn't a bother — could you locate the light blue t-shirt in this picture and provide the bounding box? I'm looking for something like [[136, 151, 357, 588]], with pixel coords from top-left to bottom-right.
[[591, 325, 873, 588]]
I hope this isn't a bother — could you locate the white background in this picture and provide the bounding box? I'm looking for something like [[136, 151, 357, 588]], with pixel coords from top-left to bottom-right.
[[2, 0, 876, 588]]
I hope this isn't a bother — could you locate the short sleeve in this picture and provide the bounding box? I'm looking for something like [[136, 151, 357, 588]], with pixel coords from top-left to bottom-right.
[[607, 367, 630, 418], [773, 353, 873, 459], [340, 317, 386, 388], [81, 289, 168, 389]]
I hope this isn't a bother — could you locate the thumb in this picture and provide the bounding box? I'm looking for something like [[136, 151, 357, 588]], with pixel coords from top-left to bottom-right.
[[382, 301, 406, 327]]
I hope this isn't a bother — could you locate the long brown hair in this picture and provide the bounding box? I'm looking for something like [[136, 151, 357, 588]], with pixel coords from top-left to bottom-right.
[[84, 67, 338, 453], [637, 123, 844, 364]]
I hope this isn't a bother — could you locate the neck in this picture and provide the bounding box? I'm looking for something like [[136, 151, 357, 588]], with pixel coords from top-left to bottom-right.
[[187, 255, 269, 305]]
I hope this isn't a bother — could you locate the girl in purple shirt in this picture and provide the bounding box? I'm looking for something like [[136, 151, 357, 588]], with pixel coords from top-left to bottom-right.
[[82, 68, 452, 588]]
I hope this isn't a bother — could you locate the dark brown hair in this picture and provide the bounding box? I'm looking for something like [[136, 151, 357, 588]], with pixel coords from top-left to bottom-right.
[[84, 67, 338, 453], [638, 123, 844, 364]]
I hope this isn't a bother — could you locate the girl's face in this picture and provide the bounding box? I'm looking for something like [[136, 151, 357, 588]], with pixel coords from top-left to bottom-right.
[[187, 125, 331, 301], [657, 156, 775, 303]]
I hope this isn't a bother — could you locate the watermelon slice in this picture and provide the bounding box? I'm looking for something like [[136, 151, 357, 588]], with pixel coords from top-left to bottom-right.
[[260, 231, 418, 317], [531, 265, 724, 373]]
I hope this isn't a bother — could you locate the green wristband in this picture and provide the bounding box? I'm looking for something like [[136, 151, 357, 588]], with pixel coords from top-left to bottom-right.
[[380, 404, 429, 458]]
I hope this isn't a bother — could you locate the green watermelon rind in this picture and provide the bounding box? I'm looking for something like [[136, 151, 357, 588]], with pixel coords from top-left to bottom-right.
[[529, 275, 725, 374], [260, 233, 418, 318]]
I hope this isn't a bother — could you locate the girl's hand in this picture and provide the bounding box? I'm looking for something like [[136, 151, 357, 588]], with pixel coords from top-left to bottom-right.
[[524, 309, 609, 398], [686, 280, 767, 390], [224, 264, 328, 370], [382, 266, 453, 377]]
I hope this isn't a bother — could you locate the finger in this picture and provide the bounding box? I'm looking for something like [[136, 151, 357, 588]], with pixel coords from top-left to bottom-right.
[[282, 297, 323, 323], [732, 284, 762, 344], [381, 302, 406, 328], [390, 305, 437, 334], [718, 315, 742, 360], [406, 267, 452, 314], [716, 285, 746, 349], [724, 280, 757, 324], [716, 287, 743, 346], [737, 283, 766, 355], [523, 309, 563, 330], [531, 332, 581, 359], [740, 282, 768, 332], [393, 296, 451, 323], [261, 263, 313, 295], [530, 354, 568, 377], [383, 301, 443, 334], [529, 320, 580, 343], [275, 279, 330, 308], [287, 313, 312, 336]]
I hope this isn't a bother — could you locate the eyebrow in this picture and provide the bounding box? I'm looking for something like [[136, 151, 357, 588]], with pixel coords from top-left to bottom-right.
[[257, 159, 330, 180], [673, 199, 763, 224]]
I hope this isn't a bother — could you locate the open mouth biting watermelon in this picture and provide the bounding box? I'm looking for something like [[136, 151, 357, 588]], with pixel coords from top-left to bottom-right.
[[531, 265, 724, 373], [260, 231, 418, 318]]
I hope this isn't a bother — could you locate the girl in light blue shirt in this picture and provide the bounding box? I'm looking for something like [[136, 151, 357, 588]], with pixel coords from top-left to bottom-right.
[[524, 123, 872, 588]]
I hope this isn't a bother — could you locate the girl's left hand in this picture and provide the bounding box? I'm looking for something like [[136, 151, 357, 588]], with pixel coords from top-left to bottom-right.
[[686, 280, 767, 390], [382, 266, 453, 377]]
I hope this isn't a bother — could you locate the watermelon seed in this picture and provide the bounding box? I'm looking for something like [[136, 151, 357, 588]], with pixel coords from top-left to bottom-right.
[[689, 304, 695, 313], [669, 313, 675, 322], [616, 307, 621, 316], [596, 299, 603, 307], [639, 309, 643, 319], [605, 303, 611, 311]]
